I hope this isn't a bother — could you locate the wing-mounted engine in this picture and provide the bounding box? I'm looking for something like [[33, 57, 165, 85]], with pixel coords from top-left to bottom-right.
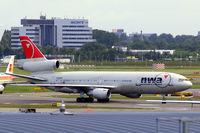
[[87, 88, 111, 100], [17, 59, 59, 72], [120, 93, 141, 98]]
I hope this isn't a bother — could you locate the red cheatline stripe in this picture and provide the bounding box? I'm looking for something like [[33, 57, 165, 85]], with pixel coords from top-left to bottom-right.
[[0, 76, 15, 78]]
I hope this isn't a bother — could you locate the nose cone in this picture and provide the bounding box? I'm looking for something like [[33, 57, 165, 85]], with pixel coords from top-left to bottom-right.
[[180, 80, 193, 91], [186, 81, 193, 89], [171, 73, 193, 91]]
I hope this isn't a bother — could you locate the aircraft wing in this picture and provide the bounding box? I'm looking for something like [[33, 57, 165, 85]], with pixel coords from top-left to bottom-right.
[[146, 100, 200, 104], [6, 73, 116, 89], [5, 73, 47, 81], [8, 83, 116, 89]]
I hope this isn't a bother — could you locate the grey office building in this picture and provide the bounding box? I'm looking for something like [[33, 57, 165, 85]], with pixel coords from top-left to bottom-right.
[[11, 16, 95, 49]]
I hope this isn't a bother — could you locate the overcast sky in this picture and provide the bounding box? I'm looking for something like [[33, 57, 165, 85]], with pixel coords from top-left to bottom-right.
[[0, 0, 200, 39]]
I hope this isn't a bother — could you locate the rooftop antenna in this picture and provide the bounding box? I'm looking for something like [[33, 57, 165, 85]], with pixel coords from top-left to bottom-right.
[[40, 11, 43, 16], [140, 30, 144, 41]]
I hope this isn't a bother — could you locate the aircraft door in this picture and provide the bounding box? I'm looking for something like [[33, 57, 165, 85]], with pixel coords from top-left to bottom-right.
[[136, 76, 141, 86], [135, 76, 144, 93], [98, 76, 102, 85], [55, 77, 64, 84]]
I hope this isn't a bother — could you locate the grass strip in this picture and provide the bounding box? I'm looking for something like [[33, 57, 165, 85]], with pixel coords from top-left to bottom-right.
[[0, 103, 152, 110], [51, 94, 200, 101], [4, 85, 52, 93]]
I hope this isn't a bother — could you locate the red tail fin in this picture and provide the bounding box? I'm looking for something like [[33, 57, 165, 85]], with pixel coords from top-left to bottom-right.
[[19, 36, 45, 59]]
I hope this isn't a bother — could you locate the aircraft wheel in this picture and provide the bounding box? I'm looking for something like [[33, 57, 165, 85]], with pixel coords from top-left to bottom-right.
[[77, 98, 84, 102], [87, 97, 94, 103], [76, 97, 94, 103], [76, 98, 80, 103], [97, 98, 110, 103], [0, 91, 3, 94]]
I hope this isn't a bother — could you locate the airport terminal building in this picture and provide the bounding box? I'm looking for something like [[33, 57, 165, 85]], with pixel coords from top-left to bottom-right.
[[11, 16, 95, 49]]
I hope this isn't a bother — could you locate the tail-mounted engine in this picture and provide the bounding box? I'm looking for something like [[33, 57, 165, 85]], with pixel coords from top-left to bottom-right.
[[18, 59, 59, 72]]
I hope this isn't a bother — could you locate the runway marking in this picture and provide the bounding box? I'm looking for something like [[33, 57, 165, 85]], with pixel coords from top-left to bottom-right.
[[84, 109, 94, 113]]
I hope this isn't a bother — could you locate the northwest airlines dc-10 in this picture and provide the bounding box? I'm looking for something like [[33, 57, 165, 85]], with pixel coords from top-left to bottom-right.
[[7, 36, 192, 102]]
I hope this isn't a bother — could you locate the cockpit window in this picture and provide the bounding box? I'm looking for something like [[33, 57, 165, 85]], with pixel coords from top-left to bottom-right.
[[178, 78, 188, 82]]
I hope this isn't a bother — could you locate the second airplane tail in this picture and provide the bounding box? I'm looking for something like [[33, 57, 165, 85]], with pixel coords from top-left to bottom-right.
[[17, 36, 59, 72], [19, 36, 46, 59], [6, 55, 15, 74]]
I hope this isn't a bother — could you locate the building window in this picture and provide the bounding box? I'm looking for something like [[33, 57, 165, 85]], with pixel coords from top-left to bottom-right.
[[62, 29, 90, 32], [33, 41, 39, 43], [11, 41, 20, 43], [62, 33, 92, 36], [62, 37, 90, 40], [11, 33, 19, 35], [62, 25, 85, 28], [26, 29, 39, 31], [11, 29, 19, 31], [63, 42, 86, 44], [11, 45, 21, 47], [11, 37, 19, 39], [26, 33, 39, 35]]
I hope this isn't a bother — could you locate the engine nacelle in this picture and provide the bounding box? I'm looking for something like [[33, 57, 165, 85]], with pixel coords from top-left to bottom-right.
[[87, 88, 111, 99], [22, 60, 59, 72], [120, 93, 141, 98], [0, 85, 4, 92]]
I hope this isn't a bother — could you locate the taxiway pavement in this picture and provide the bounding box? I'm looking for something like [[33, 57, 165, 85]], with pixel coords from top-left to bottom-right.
[[0, 92, 200, 113]]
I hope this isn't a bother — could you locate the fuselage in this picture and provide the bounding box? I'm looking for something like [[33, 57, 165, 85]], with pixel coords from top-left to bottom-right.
[[30, 71, 192, 94]]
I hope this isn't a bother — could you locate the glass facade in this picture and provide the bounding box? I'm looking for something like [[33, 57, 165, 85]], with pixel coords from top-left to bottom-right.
[[21, 19, 54, 25], [40, 25, 55, 46]]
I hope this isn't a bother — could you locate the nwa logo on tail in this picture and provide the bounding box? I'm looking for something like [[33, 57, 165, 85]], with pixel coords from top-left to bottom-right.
[[19, 36, 45, 59], [140, 73, 171, 88]]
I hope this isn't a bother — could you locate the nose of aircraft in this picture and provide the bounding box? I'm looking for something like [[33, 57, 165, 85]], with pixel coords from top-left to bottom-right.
[[172, 73, 193, 91], [186, 80, 193, 89]]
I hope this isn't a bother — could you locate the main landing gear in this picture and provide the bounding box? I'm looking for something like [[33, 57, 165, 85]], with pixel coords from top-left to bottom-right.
[[76, 92, 110, 103], [76, 91, 94, 103], [162, 94, 167, 104], [76, 97, 94, 103], [97, 98, 110, 103], [76, 97, 110, 103]]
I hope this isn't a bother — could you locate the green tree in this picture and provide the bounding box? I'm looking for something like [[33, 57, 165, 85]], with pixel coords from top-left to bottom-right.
[[93, 29, 119, 47], [59, 47, 75, 55], [0, 30, 13, 56], [42, 46, 57, 55], [78, 42, 107, 61], [159, 33, 175, 44]]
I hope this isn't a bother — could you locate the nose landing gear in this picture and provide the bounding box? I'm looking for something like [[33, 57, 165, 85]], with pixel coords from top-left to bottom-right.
[[162, 94, 167, 104]]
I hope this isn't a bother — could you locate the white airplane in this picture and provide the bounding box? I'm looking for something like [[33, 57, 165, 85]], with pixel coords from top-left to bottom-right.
[[0, 55, 15, 94], [7, 36, 192, 102]]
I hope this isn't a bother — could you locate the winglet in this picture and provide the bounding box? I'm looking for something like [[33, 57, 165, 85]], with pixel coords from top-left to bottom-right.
[[19, 36, 46, 59], [6, 55, 15, 74]]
